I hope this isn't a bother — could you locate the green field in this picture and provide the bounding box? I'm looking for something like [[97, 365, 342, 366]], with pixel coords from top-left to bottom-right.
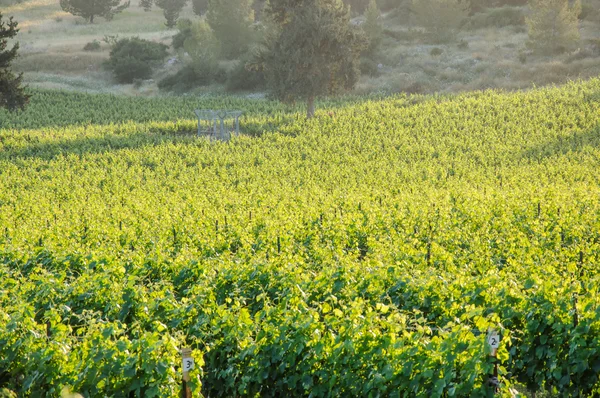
[[1, 81, 600, 397]]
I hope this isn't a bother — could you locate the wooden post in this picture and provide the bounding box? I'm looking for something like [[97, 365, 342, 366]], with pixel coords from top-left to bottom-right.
[[181, 348, 193, 398], [487, 330, 500, 394]]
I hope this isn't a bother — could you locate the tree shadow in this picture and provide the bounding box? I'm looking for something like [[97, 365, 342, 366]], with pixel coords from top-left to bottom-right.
[[519, 125, 600, 162], [0, 127, 197, 162]]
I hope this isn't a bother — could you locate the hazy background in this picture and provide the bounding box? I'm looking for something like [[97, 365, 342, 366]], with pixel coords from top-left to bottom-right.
[[3, 0, 600, 96]]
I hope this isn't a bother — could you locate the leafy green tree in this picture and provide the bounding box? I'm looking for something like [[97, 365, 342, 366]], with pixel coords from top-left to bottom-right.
[[412, 0, 469, 42], [259, 0, 365, 118], [0, 13, 29, 112], [106, 37, 168, 83], [206, 0, 255, 59], [59, 0, 130, 23], [191, 0, 208, 15], [183, 20, 221, 79], [363, 0, 382, 53], [156, 0, 188, 28], [527, 0, 580, 53]]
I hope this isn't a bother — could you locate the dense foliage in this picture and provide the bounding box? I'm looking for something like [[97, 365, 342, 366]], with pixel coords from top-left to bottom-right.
[[260, 0, 366, 118], [2, 80, 600, 396], [155, 0, 188, 28], [59, 0, 130, 23], [526, 0, 581, 54], [106, 37, 169, 83], [206, 0, 255, 59], [0, 13, 29, 112]]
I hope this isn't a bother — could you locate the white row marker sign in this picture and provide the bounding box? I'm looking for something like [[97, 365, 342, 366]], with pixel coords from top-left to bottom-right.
[[182, 347, 194, 382], [487, 330, 500, 356]]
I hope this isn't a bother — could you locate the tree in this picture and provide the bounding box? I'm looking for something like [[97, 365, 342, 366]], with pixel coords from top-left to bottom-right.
[[139, 0, 153, 12], [526, 0, 580, 53], [183, 21, 221, 80], [191, 0, 208, 16], [206, 0, 255, 59], [0, 13, 29, 112], [156, 0, 188, 28], [412, 0, 469, 42], [363, 0, 383, 53], [259, 0, 365, 118], [60, 0, 130, 23]]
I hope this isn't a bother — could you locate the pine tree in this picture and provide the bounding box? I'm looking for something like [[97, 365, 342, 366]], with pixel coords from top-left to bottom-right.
[[156, 0, 188, 28], [0, 13, 29, 112], [60, 0, 130, 23], [206, 0, 255, 59], [527, 0, 580, 53], [258, 0, 366, 118], [363, 0, 382, 53], [191, 0, 208, 16]]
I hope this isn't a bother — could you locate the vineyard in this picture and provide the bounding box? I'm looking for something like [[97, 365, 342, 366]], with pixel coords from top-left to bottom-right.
[[1, 80, 600, 397]]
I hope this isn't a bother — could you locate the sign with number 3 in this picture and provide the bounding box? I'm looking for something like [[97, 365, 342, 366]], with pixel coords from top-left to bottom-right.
[[183, 357, 195, 372]]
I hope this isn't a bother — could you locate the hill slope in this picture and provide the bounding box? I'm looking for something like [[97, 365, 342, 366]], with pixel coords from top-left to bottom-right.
[[1, 81, 600, 396]]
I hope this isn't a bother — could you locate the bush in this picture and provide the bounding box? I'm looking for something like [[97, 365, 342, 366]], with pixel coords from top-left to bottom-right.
[[412, 0, 470, 42], [111, 56, 153, 83], [172, 19, 193, 49], [468, 6, 525, 29], [579, 1, 600, 22], [106, 37, 169, 83], [159, 62, 226, 92], [226, 57, 266, 92], [430, 47, 443, 56], [83, 40, 102, 52], [377, 0, 409, 11], [359, 57, 381, 76]]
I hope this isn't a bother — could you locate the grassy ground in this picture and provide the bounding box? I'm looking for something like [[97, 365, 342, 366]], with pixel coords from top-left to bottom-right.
[[5, 0, 600, 95], [6, 0, 178, 95]]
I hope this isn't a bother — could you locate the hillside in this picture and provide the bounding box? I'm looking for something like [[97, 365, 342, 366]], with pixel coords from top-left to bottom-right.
[[1, 81, 600, 396], [4, 0, 600, 95]]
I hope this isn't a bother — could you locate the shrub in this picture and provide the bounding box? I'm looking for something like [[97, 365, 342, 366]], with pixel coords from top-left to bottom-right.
[[83, 40, 102, 51], [430, 47, 443, 56], [172, 19, 193, 49], [158, 63, 226, 92], [106, 37, 169, 83], [102, 34, 120, 46], [111, 56, 153, 83], [412, 0, 470, 42], [359, 57, 381, 76], [468, 6, 525, 29], [518, 48, 528, 63], [183, 21, 223, 82], [587, 38, 600, 56], [226, 56, 266, 92], [377, 0, 409, 11], [579, 0, 600, 22], [383, 28, 424, 41]]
